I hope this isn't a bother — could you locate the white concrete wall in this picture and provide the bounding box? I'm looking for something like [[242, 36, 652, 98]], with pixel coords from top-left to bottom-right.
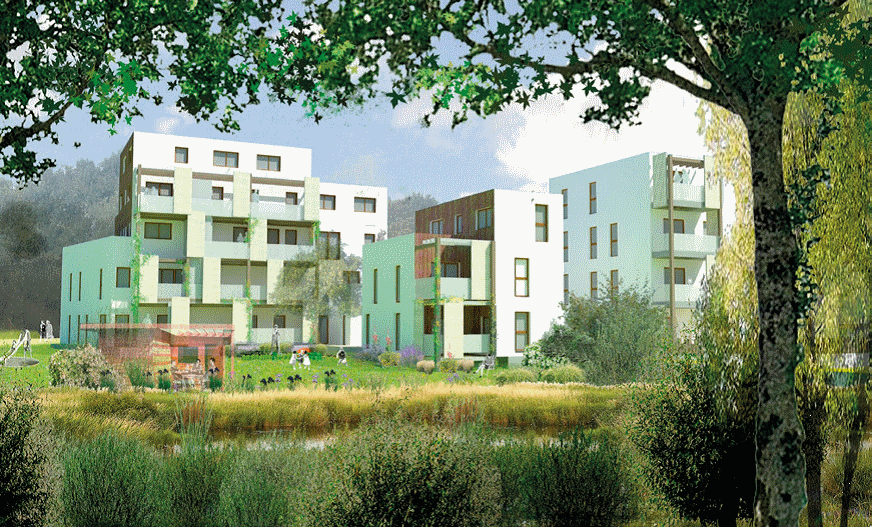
[[317, 182, 388, 258], [492, 190, 564, 359]]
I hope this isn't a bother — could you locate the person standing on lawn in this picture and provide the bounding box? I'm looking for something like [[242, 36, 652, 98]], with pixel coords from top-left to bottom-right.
[[271, 324, 280, 360]]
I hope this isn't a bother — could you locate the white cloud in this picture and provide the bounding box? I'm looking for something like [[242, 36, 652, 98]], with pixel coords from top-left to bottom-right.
[[497, 78, 707, 187], [154, 117, 180, 134]]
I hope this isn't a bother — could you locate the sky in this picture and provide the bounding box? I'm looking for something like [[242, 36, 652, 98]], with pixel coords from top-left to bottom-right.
[[16, 4, 737, 230]]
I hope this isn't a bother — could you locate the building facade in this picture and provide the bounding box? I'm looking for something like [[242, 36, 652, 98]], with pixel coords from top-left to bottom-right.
[[361, 189, 563, 363], [60, 132, 386, 345], [549, 152, 722, 334]]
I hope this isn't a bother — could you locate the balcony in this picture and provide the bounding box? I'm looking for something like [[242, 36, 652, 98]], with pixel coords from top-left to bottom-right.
[[671, 183, 705, 208], [157, 283, 184, 300], [251, 202, 305, 221], [220, 284, 266, 301], [192, 198, 233, 217], [422, 333, 490, 357], [139, 194, 174, 214], [416, 277, 473, 300], [653, 284, 702, 308], [267, 244, 312, 261], [205, 240, 249, 259], [652, 233, 718, 259]]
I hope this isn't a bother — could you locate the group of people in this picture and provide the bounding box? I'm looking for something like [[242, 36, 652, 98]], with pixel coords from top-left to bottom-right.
[[39, 320, 53, 340], [288, 348, 312, 370]]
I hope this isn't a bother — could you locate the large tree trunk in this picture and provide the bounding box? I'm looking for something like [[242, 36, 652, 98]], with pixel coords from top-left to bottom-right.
[[746, 98, 807, 527]]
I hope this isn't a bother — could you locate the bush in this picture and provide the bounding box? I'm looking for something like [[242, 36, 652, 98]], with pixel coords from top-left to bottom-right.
[[61, 431, 162, 527], [378, 351, 400, 367], [522, 342, 572, 370], [208, 377, 223, 392], [125, 360, 154, 389], [541, 364, 586, 384], [398, 345, 424, 367], [0, 387, 50, 527], [416, 360, 435, 374], [313, 343, 328, 355], [494, 368, 537, 386], [458, 359, 475, 373], [47, 344, 112, 389], [438, 358, 459, 373], [312, 419, 499, 527], [356, 345, 383, 363], [522, 426, 639, 527], [258, 343, 272, 354]]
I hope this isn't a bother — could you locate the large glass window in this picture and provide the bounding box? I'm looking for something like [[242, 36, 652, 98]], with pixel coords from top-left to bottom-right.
[[257, 154, 281, 171], [364, 233, 376, 244], [454, 214, 463, 234], [664, 267, 687, 285], [159, 269, 184, 284], [354, 197, 376, 212], [144, 222, 172, 240], [285, 229, 297, 245], [535, 204, 548, 242], [430, 219, 443, 234], [213, 150, 239, 168], [663, 218, 685, 234], [212, 186, 224, 200], [319, 231, 341, 259]]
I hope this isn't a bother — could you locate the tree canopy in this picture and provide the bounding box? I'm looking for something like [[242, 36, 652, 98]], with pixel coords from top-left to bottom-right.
[[260, 1, 872, 524], [1, 0, 283, 186]]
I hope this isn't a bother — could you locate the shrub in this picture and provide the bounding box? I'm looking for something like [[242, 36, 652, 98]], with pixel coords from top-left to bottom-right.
[[0, 387, 50, 527], [541, 364, 586, 384], [125, 361, 154, 389], [313, 343, 328, 355], [494, 368, 537, 386], [47, 344, 112, 389], [522, 426, 639, 527], [208, 377, 223, 392], [416, 360, 435, 374], [522, 342, 572, 371], [61, 431, 162, 527], [378, 351, 400, 367], [398, 345, 424, 367], [258, 343, 272, 354], [312, 419, 500, 527], [356, 345, 383, 363], [458, 359, 475, 373], [438, 358, 459, 373]]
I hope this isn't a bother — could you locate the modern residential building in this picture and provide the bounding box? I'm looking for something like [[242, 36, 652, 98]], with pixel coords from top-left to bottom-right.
[[361, 189, 563, 364], [549, 152, 722, 334], [60, 132, 387, 346]]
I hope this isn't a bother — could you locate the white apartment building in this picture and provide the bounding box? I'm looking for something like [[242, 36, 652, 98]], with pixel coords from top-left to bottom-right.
[[549, 152, 722, 334], [60, 131, 387, 346]]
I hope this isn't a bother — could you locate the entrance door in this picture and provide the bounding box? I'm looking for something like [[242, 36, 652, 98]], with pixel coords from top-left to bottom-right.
[[318, 315, 329, 344]]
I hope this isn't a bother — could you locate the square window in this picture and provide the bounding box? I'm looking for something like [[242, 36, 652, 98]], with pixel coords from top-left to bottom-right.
[[257, 155, 281, 171], [285, 229, 298, 245], [664, 267, 687, 285], [286, 192, 298, 205], [212, 186, 224, 200], [274, 315, 286, 328], [267, 228, 280, 244], [364, 233, 375, 244], [159, 269, 183, 284], [157, 314, 168, 324], [233, 227, 248, 243], [214, 150, 239, 168], [116, 267, 131, 288], [175, 147, 188, 164], [663, 218, 685, 234], [354, 197, 376, 212], [144, 222, 172, 240], [320, 194, 336, 210]]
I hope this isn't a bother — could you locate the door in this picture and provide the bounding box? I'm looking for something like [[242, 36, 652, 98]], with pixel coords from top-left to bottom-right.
[[318, 315, 329, 344]]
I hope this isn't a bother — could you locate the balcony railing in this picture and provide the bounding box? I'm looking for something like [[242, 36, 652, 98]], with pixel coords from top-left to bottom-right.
[[250, 327, 302, 345], [671, 183, 705, 207], [653, 283, 702, 307], [251, 202, 305, 221], [139, 194, 174, 214], [415, 277, 474, 300], [220, 284, 266, 301], [206, 240, 249, 259], [652, 233, 718, 258], [157, 283, 184, 299], [192, 198, 233, 217], [267, 244, 312, 261]]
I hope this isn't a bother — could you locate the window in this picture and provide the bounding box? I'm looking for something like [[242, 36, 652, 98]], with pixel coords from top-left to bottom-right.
[[564, 274, 569, 304], [319, 231, 341, 259], [116, 267, 131, 288], [703, 220, 708, 234], [354, 197, 376, 212], [424, 305, 444, 335], [145, 182, 173, 196], [157, 315, 168, 324], [590, 271, 598, 299], [100, 314, 107, 325], [395, 313, 401, 350], [286, 192, 298, 205], [590, 227, 597, 259], [144, 222, 172, 240], [274, 315, 286, 328], [267, 228, 281, 244], [212, 186, 224, 200], [233, 226, 248, 243], [344, 271, 361, 284], [159, 268, 183, 284], [563, 231, 569, 262], [610, 223, 618, 257], [515, 312, 530, 352], [78, 272, 81, 301], [562, 189, 568, 219], [589, 182, 597, 214], [373, 269, 378, 304], [430, 219, 443, 234], [213, 150, 238, 168], [477, 208, 493, 229], [99, 269, 103, 299], [610, 270, 619, 294], [664, 267, 687, 285], [365, 314, 371, 346], [443, 262, 459, 277], [396, 265, 401, 303], [252, 315, 258, 329], [663, 218, 685, 234], [257, 154, 281, 171], [250, 188, 259, 202], [535, 204, 548, 242], [454, 214, 462, 234], [364, 233, 376, 244], [320, 194, 336, 210], [175, 147, 188, 163], [515, 258, 529, 297], [69, 273, 72, 301], [284, 230, 297, 245]]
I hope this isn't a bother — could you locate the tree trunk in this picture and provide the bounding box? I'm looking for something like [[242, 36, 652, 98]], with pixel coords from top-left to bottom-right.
[[746, 98, 807, 527]]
